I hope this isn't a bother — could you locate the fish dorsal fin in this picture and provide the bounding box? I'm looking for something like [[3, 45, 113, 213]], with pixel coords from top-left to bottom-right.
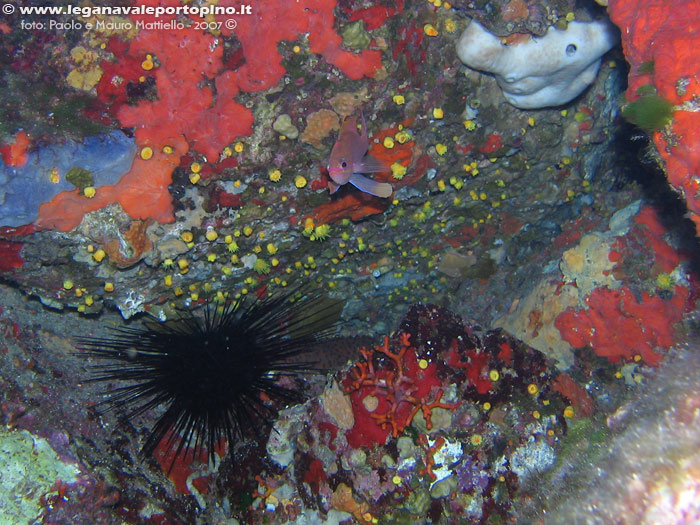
[[353, 153, 388, 174], [360, 110, 368, 141], [349, 173, 393, 198]]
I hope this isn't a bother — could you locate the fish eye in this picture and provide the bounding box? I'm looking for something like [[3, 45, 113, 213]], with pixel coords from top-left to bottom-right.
[[341, 161, 347, 168]]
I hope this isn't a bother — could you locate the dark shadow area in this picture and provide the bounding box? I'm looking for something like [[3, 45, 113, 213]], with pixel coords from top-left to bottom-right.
[[611, 118, 700, 274]]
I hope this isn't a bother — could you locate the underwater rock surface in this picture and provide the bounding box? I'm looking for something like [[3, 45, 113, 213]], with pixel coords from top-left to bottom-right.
[[0, 0, 699, 523], [517, 344, 700, 523]]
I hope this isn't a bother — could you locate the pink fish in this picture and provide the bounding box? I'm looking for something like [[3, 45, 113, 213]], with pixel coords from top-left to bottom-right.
[[327, 113, 393, 198]]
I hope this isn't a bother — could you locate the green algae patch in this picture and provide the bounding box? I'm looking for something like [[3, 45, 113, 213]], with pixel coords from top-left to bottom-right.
[[623, 94, 674, 132], [65, 166, 94, 190], [341, 20, 371, 50], [0, 428, 80, 522]]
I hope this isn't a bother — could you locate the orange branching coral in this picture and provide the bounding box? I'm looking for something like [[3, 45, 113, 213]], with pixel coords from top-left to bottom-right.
[[301, 109, 340, 149], [417, 434, 445, 481], [342, 333, 458, 447]]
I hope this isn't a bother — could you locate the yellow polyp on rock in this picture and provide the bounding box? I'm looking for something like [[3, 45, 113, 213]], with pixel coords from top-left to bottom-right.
[[141, 54, 154, 70], [162, 145, 173, 154], [395, 130, 411, 143], [92, 249, 106, 262], [433, 107, 444, 119], [205, 229, 218, 241], [312, 224, 331, 241], [435, 143, 447, 155], [104, 282, 114, 292], [383, 137, 395, 149], [391, 162, 406, 179], [424, 24, 438, 36], [295, 175, 307, 188], [181, 231, 194, 243], [269, 169, 282, 182], [464, 119, 477, 131], [140, 146, 153, 160], [393, 94, 405, 105], [254, 258, 271, 274], [83, 186, 96, 198], [189, 172, 201, 184], [656, 273, 673, 290], [233, 142, 244, 153]]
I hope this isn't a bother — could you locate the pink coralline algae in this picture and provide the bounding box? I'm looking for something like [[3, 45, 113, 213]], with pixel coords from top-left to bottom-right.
[[342, 332, 456, 448]]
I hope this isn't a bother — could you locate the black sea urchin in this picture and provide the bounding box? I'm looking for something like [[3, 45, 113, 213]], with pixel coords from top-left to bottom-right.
[[76, 288, 341, 465]]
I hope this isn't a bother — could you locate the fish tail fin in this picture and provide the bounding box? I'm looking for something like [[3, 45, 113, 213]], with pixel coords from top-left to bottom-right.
[[349, 173, 393, 198]]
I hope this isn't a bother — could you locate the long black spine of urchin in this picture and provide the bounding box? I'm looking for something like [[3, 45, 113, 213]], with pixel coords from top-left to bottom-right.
[[75, 288, 342, 466]]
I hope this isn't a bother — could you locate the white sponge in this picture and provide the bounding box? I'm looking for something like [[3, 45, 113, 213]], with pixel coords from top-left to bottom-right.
[[457, 19, 619, 109]]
